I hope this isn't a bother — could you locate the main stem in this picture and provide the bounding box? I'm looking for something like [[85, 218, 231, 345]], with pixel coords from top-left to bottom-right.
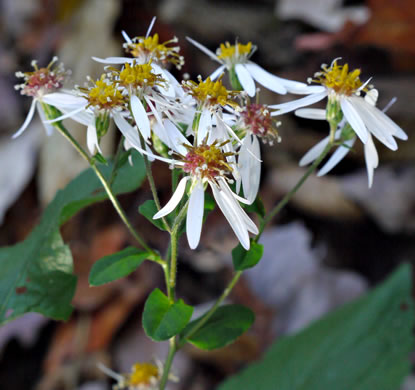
[[159, 338, 176, 390]]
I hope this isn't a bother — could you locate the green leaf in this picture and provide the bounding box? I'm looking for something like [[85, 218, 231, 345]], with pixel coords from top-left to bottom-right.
[[242, 197, 265, 218], [89, 247, 150, 286], [218, 264, 414, 390], [139, 200, 172, 231], [232, 241, 264, 271], [143, 289, 194, 341], [182, 304, 255, 350], [0, 151, 146, 324]]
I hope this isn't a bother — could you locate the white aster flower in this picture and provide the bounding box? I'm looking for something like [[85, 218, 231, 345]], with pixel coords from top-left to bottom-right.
[[298, 89, 405, 187], [13, 57, 77, 138], [270, 59, 408, 151], [153, 138, 258, 250], [186, 37, 317, 97]]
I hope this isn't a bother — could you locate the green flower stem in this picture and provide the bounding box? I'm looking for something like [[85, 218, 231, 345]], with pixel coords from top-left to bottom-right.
[[159, 338, 176, 390], [168, 201, 189, 300], [52, 121, 163, 264], [108, 135, 125, 187], [255, 142, 333, 240], [142, 153, 171, 233], [177, 270, 243, 349], [229, 67, 244, 91]]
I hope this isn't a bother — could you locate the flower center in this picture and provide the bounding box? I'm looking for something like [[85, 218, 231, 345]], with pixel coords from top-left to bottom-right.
[[117, 61, 166, 90], [124, 33, 184, 69], [217, 41, 253, 64], [183, 76, 239, 108], [80, 75, 126, 110], [15, 57, 69, 98], [240, 103, 281, 144], [127, 362, 159, 386], [183, 141, 233, 180], [311, 60, 364, 96]]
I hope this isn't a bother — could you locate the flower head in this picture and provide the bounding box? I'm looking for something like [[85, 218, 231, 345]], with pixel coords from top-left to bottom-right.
[[15, 57, 70, 98], [115, 61, 167, 92], [181, 140, 234, 182], [124, 33, 184, 69], [182, 76, 239, 109], [239, 103, 281, 145], [79, 74, 127, 111], [216, 41, 255, 66], [309, 59, 368, 97]]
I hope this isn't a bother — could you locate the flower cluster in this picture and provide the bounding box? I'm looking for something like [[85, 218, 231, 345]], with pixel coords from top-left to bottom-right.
[[14, 18, 407, 251]]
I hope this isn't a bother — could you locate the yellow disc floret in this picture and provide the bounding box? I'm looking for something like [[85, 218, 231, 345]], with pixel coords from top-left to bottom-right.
[[217, 41, 253, 62], [125, 33, 184, 69], [80, 75, 126, 110], [182, 140, 234, 181], [183, 76, 239, 108], [127, 362, 159, 387], [311, 60, 365, 96], [117, 61, 166, 90]]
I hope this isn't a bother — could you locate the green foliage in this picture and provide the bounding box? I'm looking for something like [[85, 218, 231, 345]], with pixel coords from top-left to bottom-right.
[[242, 196, 265, 218], [139, 200, 172, 231], [232, 241, 264, 270], [0, 151, 146, 324], [89, 247, 150, 286], [182, 304, 255, 350], [143, 288, 194, 341], [219, 264, 414, 390]]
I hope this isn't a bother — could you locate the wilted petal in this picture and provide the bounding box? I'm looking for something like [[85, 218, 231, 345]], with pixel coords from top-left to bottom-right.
[[186, 181, 205, 249]]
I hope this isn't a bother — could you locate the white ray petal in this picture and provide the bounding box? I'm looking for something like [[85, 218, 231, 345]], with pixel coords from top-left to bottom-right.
[[340, 98, 368, 144], [44, 105, 87, 123], [12, 99, 37, 138], [121, 30, 132, 44], [349, 97, 398, 149], [146, 17, 156, 38], [37, 103, 54, 136], [219, 179, 258, 235], [164, 119, 191, 155], [92, 56, 134, 64], [87, 123, 102, 155], [154, 177, 189, 219], [286, 85, 326, 95], [197, 109, 212, 145], [364, 134, 379, 188], [361, 98, 407, 141], [269, 91, 327, 115], [235, 64, 256, 97], [295, 108, 326, 120], [151, 63, 175, 97], [210, 182, 250, 250], [131, 95, 151, 140], [186, 181, 205, 249], [244, 63, 287, 95], [42, 92, 86, 108], [186, 37, 221, 63], [317, 138, 356, 176], [209, 65, 226, 81], [238, 135, 261, 204], [299, 136, 330, 166]]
